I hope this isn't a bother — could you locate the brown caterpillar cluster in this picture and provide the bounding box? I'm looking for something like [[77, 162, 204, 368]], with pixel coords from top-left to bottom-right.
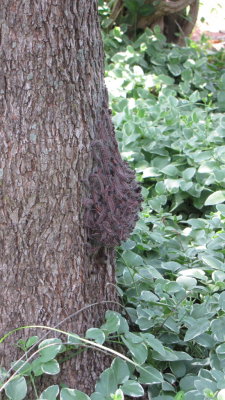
[[84, 106, 142, 248]]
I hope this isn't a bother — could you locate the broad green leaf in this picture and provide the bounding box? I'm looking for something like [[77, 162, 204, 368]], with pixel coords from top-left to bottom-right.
[[212, 271, 225, 282], [179, 268, 206, 280], [161, 164, 179, 177], [101, 311, 120, 334], [211, 317, 225, 341], [26, 336, 39, 349], [157, 74, 174, 85], [122, 251, 143, 267], [41, 359, 60, 375], [173, 351, 192, 361], [60, 388, 91, 400], [181, 69, 193, 82], [141, 333, 165, 356], [201, 255, 225, 271], [176, 276, 197, 290], [122, 337, 147, 364], [194, 377, 217, 393], [194, 333, 216, 348], [168, 64, 181, 76], [38, 338, 62, 362], [140, 291, 158, 302], [161, 262, 181, 272], [138, 365, 164, 384], [182, 168, 196, 181], [125, 332, 143, 344], [67, 333, 82, 345], [111, 358, 130, 385], [219, 292, 225, 311], [184, 319, 210, 342], [179, 375, 195, 391], [40, 385, 59, 400], [121, 240, 136, 250], [142, 167, 161, 178], [11, 360, 31, 376], [216, 343, 225, 356], [189, 90, 200, 103], [183, 390, 204, 400], [165, 281, 183, 293], [170, 361, 186, 378], [121, 381, 144, 397], [205, 191, 225, 206], [85, 328, 105, 345], [164, 179, 180, 193], [152, 348, 178, 361], [155, 181, 166, 195], [5, 376, 27, 400], [161, 381, 176, 392], [95, 368, 117, 396], [31, 358, 43, 377]]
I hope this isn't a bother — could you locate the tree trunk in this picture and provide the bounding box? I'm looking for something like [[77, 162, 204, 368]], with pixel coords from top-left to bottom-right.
[[0, 0, 121, 395]]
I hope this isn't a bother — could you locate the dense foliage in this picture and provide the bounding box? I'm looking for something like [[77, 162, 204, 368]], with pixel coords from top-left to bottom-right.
[[98, 0, 199, 44], [1, 10, 225, 400]]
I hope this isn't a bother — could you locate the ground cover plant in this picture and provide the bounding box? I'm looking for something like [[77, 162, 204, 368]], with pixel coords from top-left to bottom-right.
[[1, 10, 225, 400]]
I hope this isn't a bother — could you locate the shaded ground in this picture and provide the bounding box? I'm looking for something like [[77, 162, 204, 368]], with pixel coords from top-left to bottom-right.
[[192, 2, 225, 50]]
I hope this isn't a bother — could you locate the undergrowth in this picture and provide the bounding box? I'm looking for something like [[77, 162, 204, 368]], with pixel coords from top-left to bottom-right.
[[1, 8, 225, 400]]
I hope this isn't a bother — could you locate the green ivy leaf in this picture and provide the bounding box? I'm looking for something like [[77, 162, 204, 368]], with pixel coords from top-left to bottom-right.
[[111, 358, 130, 385], [26, 336, 39, 349], [167, 64, 181, 76], [184, 319, 210, 342], [138, 365, 164, 384], [201, 255, 225, 271], [211, 317, 225, 341], [101, 311, 120, 334], [141, 333, 165, 356], [60, 388, 91, 400], [122, 337, 147, 364], [38, 338, 62, 362], [205, 191, 225, 206], [85, 328, 105, 345], [41, 359, 60, 375], [40, 385, 59, 400], [122, 251, 144, 267], [157, 74, 174, 85], [120, 380, 144, 397], [182, 168, 196, 181], [95, 368, 117, 396], [5, 376, 27, 400]]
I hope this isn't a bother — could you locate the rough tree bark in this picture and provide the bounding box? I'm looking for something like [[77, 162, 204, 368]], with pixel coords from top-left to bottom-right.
[[0, 0, 140, 396]]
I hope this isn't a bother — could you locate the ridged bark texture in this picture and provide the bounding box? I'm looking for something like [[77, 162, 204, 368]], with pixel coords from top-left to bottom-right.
[[0, 0, 118, 396]]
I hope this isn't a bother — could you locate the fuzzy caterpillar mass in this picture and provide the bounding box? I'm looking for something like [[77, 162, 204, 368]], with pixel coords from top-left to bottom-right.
[[84, 107, 142, 248]]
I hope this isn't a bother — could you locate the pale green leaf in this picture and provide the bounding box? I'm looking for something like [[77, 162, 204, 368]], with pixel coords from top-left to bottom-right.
[[60, 388, 91, 400], [40, 385, 59, 400], [41, 359, 60, 375], [138, 365, 164, 384], [121, 381, 144, 397], [5, 377, 27, 400], [205, 191, 225, 206], [85, 328, 105, 345], [184, 319, 210, 341]]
